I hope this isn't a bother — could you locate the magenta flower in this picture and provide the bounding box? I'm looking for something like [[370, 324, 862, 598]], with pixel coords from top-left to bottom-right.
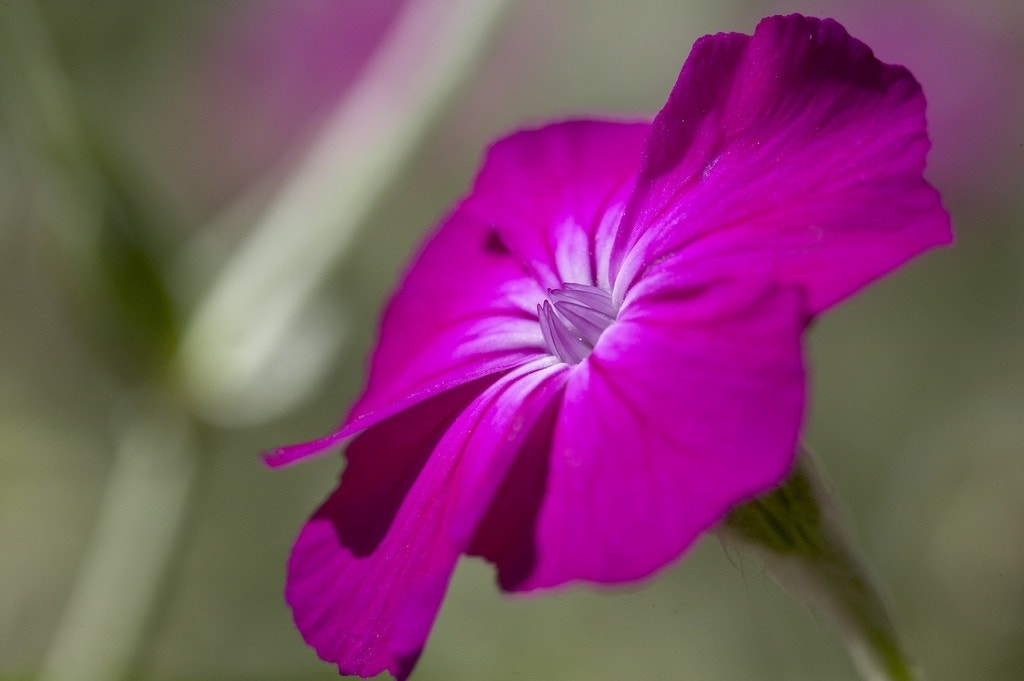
[[268, 14, 951, 679]]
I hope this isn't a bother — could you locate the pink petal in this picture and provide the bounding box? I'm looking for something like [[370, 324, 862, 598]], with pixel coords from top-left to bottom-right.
[[269, 123, 651, 468], [353, 208, 549, 420], [464, 120, 651, 292], [611, 14, 952, 314], [467, 394, 561, 590], [507, 278, 806, 590], [266, 209, 549, 468], [285, 379, 486, 678], [287, 359, 566, 678]]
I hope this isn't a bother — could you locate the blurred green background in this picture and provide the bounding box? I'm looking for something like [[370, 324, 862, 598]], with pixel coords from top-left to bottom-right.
[[2, 1, 1022, 680]]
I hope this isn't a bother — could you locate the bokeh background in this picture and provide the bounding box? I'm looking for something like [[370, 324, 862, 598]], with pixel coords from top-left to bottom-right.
[[2, 1, 1023, 680]]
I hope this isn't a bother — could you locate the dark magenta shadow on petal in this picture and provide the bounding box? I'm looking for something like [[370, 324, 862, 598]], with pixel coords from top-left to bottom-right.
[[394, 651, 421, 681], [639, 16, 898, 199], [331, 373, 501, 556], [288, 362, 565, 678], [483, 227, 513, 256], [512, 281, 807, 590], [468, 390, 562, 590], [389, 570, 451, 680]]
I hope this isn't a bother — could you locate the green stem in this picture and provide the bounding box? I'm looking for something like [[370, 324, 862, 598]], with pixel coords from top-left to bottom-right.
[[37, 395, 199, 681], [723, 453, 923, 681]]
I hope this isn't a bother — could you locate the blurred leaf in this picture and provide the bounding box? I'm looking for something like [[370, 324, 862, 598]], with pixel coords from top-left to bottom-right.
[[1, 0, 181, 384]]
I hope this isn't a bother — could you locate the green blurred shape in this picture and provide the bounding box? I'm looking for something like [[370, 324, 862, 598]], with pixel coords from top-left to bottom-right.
[[1, 0, 180, 384]]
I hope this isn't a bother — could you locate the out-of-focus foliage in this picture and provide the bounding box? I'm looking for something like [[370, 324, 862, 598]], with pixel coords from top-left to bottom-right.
[[1, 1, 1022, 680]]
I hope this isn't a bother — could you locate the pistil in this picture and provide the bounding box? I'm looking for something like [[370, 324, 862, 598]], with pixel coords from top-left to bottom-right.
[[538, 283, 618, 365]]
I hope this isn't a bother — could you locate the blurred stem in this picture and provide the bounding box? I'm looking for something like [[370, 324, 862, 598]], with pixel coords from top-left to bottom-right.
[[0, 0, 104, 288], [37, 395, 199, 681], [3, 9, 196, 678], [176, 0, 511, 422], [722, 453, 923, 681], [0, 0, 89, 168], [1, 0, 181, 382]]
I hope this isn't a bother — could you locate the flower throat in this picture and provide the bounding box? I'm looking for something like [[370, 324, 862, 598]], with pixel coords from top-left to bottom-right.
[[538, 283, 618, 365]]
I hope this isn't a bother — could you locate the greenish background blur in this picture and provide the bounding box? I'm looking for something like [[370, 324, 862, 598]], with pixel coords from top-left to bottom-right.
[[2, 1, 1022, 680]]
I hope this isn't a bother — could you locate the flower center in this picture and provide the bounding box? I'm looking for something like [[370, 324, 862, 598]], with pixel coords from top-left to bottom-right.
[[538, 283, 618, 365]]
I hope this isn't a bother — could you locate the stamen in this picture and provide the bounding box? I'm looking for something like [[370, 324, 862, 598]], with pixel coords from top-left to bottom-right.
[[550, 283, 619, 318], [538, 283, 618, 365]]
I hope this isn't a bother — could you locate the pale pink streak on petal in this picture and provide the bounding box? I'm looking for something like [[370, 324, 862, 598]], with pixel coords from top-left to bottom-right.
[[265, 353, 550, 470], [446, 360, 568, 546], [514, 279, 806, 590], [287, 359, 566, 678], [467, 393, 561, 589], [611, 15, 951, 313], [264, 429, 350, 468], [463, 121, 650, 290], [262, 345, 542, 468], [265, 208, 546, 468], [355, 209, 544, 418], [552, 219, 593, 288]]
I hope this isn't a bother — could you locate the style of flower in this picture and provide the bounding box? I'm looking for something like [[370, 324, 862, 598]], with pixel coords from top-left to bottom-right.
[[267, 14, 951, 679]]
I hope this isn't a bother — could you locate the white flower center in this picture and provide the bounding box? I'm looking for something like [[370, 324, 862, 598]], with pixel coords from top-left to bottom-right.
[[537, 283, 618, 365]]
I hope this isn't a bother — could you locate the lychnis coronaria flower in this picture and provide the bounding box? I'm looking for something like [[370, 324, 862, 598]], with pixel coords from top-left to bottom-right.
[[267, 14, 951, 679]]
